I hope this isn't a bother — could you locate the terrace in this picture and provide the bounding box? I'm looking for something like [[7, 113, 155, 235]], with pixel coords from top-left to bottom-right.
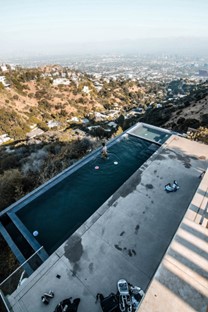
[[0, 123, 207, 312]]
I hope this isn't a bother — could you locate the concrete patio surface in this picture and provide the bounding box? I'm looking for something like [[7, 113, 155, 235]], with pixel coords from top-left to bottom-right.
[[139, 171, 208, 312], [4, 135, 208, 312]]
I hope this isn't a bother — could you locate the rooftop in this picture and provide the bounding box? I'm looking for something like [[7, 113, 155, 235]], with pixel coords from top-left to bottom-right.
[[1, 133, 208, 312]]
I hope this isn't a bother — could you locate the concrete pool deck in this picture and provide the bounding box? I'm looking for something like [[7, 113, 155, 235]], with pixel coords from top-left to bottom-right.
[[4, 135, 208, 312], [139, 170, 208, 312]]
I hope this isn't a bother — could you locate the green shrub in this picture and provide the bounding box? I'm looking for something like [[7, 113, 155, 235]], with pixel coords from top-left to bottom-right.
[[69, 138, 93, 158], [37, 121, 49, 131], [0, 169, 24, 210], [38, 99, 51, 110], [13, 95, 19, 100], [12, 124, 30, 140], [27, 115, 40, 124], [0, 154, 21, 173], [0, 169, 37, 211]]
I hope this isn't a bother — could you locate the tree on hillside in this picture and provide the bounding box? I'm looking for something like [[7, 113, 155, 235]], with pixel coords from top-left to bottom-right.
[[0, 169, 34, 211]]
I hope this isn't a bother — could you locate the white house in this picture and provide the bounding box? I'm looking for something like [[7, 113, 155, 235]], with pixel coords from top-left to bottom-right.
[[0, 76, 10, 87], [53, 78, 70, 86], [0, 64, 8, 72], [0, 133, 11, 145], [82, 86, 90, 94], [47, 120, 61, 128], [9, 64, 16, 71], [67, 117, 80, 123], [26, 128, 44, 139], [107, 110, 120, 119], [52, 72, 60, 77], [94, 112, 107, 121], [0, 134, 11, 145]]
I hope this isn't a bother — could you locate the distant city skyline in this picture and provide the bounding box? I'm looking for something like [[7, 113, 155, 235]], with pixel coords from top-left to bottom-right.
[[1, 0, 208, 58]]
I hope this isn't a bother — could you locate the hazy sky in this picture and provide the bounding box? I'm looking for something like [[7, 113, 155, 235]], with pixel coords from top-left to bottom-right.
[[0, 0, 208, 57]]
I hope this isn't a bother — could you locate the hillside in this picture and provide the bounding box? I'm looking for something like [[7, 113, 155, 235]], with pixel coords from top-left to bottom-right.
[[0, 65, 152, 140], [140, 88, 208, 132], [0, 65, 208, 142]]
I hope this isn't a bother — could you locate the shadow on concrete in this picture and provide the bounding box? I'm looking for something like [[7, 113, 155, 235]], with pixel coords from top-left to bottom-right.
[[181, 222, 208, 242], [174, 235, 208, 261], [197, 188, 208, 197], [189, 203, 206, 216], [153, 205, 208, 312], [156, 263, 207, 311], [168, 248, 208, 279]]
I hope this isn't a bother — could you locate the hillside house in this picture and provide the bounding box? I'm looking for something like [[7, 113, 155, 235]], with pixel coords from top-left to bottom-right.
[[107, 110, 120, 119], [82, 86, 90, 94], [53, 78, 70, 86], [47, 120, 61, 128], [0, 64, 8, 72], [26, 127, 44, 139], [0, 76, 10, 87], [0, 134, 11, 145], [94, 112, 108, 122], [67, 117, 80, 123]]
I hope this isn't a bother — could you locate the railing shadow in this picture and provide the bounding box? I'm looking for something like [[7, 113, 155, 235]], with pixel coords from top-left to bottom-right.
[[155, 217, 208, 311]]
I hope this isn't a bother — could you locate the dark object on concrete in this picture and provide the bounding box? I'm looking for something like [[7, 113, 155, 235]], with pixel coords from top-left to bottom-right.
[[165, 180, 180, 192], [44, 290, 54, 298], [41, 295, 49, 305], [96, 280, 145, 312], [41, 290, 54, 305], [96, 293, 119, 312], [54, 298, 80, 312], [199, 171, 206, 179], [56, 274, 61, 279], [117, 279, 132, 311]]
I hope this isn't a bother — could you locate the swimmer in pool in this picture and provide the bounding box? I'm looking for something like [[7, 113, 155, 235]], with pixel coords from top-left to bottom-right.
[[101, 142, 108, 158]]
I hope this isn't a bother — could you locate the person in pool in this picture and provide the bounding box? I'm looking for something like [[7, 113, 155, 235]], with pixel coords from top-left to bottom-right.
[[101, 142, 108, 158]]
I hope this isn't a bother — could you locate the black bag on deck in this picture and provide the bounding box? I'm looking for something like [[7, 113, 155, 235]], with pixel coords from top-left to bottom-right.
[[97, 293, 119, 312], [54, 297, 80, 312]]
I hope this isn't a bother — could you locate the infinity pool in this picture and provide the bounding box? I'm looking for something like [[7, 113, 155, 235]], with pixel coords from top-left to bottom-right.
[[17, 135, 158, 254], [129, 123, 171, 144]]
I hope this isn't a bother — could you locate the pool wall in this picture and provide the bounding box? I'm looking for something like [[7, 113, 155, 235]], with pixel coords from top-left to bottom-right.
[[0, 122, 175, 272]]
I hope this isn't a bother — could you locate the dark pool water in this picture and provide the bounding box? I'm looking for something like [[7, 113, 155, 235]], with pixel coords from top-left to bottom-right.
[[17, 135, 158, 254]]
